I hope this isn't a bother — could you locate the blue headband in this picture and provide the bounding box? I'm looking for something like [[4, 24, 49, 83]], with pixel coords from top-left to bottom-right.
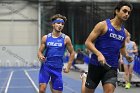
[[52, 19, 64, 24]]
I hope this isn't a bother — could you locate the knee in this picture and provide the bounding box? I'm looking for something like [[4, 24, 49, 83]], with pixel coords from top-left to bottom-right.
[[104, 88, 114, 93], [125, 72, 129, 76], [39, 88, 45, 93], [39, 84, 46, 93], [129, 72, 132, 76], [103, 84, 115, 93]]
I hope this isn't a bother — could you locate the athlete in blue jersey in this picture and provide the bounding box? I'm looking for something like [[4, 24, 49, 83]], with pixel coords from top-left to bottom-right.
[[38, 14, 75, 93], [81, 1, 133, 93], [122, 33, 138, 89]]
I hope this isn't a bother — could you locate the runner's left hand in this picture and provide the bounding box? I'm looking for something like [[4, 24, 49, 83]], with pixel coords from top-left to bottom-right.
[[63, 67, 70, 73], [126, 56, 133, 63]]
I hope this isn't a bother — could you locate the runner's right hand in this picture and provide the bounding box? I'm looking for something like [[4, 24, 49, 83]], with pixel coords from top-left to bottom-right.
[[97, 53, 106, 65], [39, 56, 46, 62]]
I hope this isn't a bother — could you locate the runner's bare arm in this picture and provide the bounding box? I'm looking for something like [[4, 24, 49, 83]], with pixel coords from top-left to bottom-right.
[[64, 35, 75, 73], [37, 35, 47, 62]]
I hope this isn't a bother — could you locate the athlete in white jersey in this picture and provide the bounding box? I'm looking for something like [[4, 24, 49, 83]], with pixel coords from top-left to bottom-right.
[[122, 33, 138, 89]]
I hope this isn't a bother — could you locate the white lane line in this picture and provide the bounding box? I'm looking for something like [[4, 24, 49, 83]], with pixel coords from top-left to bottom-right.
[[0, 71, 11, 93], [4, 71, 14, 93], [24, 70, 39, 93]]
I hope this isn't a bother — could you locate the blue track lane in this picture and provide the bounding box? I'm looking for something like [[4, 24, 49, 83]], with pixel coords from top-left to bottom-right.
[[28, 69, 103, 93], [1, 67, 139, 93]]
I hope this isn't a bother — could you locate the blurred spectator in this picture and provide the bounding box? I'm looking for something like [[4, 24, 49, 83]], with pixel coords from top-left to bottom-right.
[[83, 48, 91, 64], [63, 50, 70, 63], [75, 48, 84, 64], [122, 33, 138, 89]]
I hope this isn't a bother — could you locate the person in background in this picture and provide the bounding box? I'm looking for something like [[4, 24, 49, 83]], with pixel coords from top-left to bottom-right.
[[122, 33, 138, 89]]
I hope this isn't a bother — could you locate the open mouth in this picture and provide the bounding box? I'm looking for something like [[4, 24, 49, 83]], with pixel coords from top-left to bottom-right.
[[58, 27, 62, 30]]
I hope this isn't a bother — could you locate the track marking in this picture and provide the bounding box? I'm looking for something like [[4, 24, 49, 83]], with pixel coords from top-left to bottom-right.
[[4, 71, 14, 93], [0, 71, 11, 93], [24, 70, 39, 93], [24, 70, 78, 93]]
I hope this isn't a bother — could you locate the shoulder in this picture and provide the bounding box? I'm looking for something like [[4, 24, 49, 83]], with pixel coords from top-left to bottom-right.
[[61, 33, 66, 38], [47, 33, 52, 37], [96, 20, 107, 31], [42, 35, 47, 39], [91, 20, 106, 32], [94, 20, 107, 34], [65, 35, 70, 41], [42, 35, 47, 42], [131, 41, 136, 45], [64, 35, 71, 43], [124, 29, 129, 36], [42, 33, 51, 40], [96, 20, 106, 28]]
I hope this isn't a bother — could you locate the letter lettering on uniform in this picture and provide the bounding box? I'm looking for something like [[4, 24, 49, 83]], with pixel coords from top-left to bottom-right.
[[110, 33, 124, 41]]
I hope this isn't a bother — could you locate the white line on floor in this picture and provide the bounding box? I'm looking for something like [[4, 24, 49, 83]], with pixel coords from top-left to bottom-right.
[[24, 70, 39, 93], [4, 71, 14, 93]]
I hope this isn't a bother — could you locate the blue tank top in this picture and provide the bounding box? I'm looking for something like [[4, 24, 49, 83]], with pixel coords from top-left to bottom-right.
[[44, 33, 66, 68], [90, 19, 126, 68]]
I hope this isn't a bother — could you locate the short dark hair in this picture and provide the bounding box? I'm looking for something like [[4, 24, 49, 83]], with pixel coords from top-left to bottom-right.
[[50, 14, 67, 23], [114, 1, 133, 17]]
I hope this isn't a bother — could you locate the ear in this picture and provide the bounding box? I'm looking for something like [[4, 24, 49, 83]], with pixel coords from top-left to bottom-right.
[[115, 9, 120, 15], [51, 23, 55, 27]]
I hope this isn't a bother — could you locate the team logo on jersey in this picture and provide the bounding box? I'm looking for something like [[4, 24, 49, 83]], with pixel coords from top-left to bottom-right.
[[110, 33, 124, 41], [47, 42, 62, 47]]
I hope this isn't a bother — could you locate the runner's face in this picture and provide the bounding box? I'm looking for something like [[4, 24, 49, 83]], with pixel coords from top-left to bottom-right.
[[117, 6, 131, 21], [53, 18, 64, 32]]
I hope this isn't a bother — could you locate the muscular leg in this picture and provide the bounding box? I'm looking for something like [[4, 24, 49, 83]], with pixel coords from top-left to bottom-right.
[[83, 64, 103, 93], [123, 64, 129, 84], [128, 64, 134, 83], [39, 83, 47, 93], [102, 68, 117, 92], [81, 72, 95, 93], [80, 72, 87, 93], [81, 75, 86, 93], [84, 87, 95, 93], [81, 73, 94, 93], [103, 83, 115, 93]]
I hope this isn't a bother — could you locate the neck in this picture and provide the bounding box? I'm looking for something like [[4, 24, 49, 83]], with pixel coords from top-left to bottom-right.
[[111, 17, 123, 30], [126, 40, 130, 43], [52, 30, 61, 37]]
